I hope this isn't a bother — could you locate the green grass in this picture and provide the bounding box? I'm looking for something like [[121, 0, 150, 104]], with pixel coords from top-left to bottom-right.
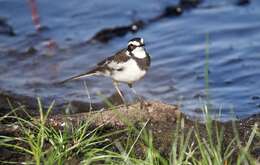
[[0, 98, 258, 165]]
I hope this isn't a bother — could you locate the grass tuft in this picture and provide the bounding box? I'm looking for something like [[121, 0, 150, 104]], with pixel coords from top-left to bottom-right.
[[0, 98, 258, 164]]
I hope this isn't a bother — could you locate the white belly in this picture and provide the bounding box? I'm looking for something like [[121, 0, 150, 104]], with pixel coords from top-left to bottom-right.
[[110, 59, 146, 84]]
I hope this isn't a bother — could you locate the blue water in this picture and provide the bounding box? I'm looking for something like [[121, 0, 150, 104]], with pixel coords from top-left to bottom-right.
[[0, 0, 260, 120]]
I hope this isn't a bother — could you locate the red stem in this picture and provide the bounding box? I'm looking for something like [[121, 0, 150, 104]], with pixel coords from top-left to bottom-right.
[[28, 0, 42, 32]]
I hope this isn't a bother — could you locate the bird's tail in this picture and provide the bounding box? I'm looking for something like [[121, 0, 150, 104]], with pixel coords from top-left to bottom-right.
[[59, 69, 100, 84]]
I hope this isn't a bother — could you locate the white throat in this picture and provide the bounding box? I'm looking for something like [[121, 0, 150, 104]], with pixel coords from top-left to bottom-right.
[[131, 47, 147, 59]]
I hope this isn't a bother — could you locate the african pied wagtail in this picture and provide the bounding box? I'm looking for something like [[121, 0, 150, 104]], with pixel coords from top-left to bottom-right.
[[61, 37, 151, 107]]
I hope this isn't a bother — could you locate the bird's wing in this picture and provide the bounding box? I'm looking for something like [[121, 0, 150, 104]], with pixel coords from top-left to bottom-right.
[[59, 48, 130, 84], [97, 48, 130, 69]]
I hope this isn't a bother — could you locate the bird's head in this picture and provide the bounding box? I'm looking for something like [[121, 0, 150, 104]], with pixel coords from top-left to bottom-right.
[[127, 37, 145, 52]]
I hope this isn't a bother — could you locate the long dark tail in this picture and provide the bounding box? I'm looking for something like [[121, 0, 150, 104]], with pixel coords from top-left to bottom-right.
[[59, 68, 100, 84]]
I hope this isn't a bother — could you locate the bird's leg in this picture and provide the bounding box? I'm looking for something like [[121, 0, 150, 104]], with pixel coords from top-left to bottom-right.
[[128, 84, 146, 109], [113, 81, 128, 108]]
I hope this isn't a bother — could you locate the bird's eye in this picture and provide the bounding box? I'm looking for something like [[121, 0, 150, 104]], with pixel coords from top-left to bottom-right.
[[128, 44, 135, 50]]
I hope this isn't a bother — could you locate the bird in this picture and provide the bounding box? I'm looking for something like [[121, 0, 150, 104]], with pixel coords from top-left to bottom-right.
[[61, 37, 151, 107]]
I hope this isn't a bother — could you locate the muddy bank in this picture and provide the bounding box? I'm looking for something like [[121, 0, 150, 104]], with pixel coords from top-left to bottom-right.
[[0, 90, 127, 118], [0, 101, 259, 161], [40, 102, 260, 158]]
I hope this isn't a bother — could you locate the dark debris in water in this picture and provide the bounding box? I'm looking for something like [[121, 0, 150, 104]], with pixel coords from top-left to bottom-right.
[[88, 0, 253, 44], [236, 0, 250, 6], [0, 0, 248, 45], [89, 20, 145, 43], [88, 0, 250, 43], [179, 0, 203, 10], [89, 0, 204, 43], [0, 17, 15, 36], [25, 46, 38, 55], [252, 96, 260, 100], [150, 5, 183, 22], [164, 5, 183, 17]]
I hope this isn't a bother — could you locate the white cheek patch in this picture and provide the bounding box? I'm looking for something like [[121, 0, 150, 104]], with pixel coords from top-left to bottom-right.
[[132, 47, 146, 59]]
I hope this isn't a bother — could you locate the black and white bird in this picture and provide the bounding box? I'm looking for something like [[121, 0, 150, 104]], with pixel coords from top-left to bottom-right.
[[61, 37, 151, 106]]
